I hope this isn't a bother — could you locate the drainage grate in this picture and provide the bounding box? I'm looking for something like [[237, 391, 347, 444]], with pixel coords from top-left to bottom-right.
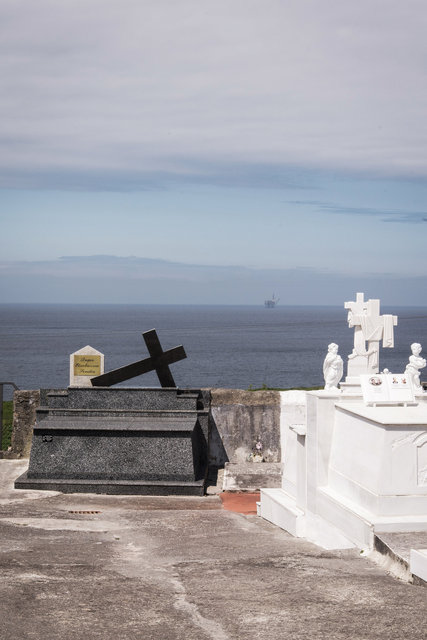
[[68, 510, 101, 515]]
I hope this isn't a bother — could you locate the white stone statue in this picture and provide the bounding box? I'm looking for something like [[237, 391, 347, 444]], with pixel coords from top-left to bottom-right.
[[323, 343, 343, 392], [344, 293, 398, 379], [405, 343, 426, 393]]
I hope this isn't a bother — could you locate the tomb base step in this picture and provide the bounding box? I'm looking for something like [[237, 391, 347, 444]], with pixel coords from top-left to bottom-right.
[[259, 488, 306, 538], [14, 471, 205, 496], [317, 486, 427, 548], [374, 532, 427, 585], [261, 487, 427, 551], [260, 488, 355, 550], [223, 463, 282, 491]]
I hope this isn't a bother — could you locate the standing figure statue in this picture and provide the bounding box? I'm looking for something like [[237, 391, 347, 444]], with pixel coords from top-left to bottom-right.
[[323, 343, 343, 392], [405, 343, 426, 393]]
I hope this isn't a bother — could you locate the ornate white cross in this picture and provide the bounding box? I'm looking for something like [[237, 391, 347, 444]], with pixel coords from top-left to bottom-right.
[[344, 292, 398, 378]]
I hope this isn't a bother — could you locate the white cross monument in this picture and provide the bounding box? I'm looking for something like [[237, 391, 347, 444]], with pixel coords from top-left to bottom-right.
[[344, 292, 398, 383]]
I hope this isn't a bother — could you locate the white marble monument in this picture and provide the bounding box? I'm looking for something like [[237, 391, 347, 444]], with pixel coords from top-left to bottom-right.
[[69, 345, 104, 387], [260, 294, 427, 568]]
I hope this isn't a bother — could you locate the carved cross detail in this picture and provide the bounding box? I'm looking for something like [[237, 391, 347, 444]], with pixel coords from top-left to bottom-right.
[[344, 292, 398, 377]]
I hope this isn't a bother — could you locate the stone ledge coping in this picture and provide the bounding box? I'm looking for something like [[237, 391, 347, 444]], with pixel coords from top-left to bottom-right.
[[210, 388, 280, 406], [336, 402, 427, 425]]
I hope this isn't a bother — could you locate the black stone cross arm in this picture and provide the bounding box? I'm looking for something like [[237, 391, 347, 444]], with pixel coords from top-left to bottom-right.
[[91, 329, 187, 388]]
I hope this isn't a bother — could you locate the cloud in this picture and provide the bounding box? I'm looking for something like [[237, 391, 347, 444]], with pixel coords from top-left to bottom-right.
[[286, 200, 427, 223], [1, 0, 427, 190], [3, 255, 252, 281], [0, 161, 314, 192], [1, 255, 426, 306]]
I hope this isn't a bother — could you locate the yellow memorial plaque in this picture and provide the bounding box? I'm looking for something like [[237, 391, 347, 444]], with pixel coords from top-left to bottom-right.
[[73, 355, 101, 377]]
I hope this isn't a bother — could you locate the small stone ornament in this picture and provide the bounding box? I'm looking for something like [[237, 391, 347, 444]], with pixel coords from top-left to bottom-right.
[[405, 343, 426, 393], [248, 438, 264, 462], [323, 343, 343, 392]]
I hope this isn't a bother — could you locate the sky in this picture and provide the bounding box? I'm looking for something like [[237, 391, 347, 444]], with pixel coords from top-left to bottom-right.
[[1, 0, 427, 305]]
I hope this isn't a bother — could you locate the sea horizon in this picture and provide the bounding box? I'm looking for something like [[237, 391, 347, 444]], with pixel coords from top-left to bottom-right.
[[1, 303, 426, 396], [2, 302, 427, 308]]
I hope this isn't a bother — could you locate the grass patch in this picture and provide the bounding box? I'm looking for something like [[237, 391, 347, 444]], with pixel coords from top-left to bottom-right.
[[1, 401, 13, 450], [247, 384, 322, 391]]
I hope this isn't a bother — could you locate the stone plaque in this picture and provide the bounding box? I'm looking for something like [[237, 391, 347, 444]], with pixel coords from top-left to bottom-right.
[[73, 355, 101, 376], [70, 345, 104, 387]]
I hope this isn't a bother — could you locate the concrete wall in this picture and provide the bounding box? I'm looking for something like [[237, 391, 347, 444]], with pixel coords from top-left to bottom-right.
[[209, 389, 281, 466], [209, 389, 282, 491], [7, 390, 40, 458]]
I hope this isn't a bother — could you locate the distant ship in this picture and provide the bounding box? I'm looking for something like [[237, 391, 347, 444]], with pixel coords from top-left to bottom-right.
[[264, 293, 279, 308]]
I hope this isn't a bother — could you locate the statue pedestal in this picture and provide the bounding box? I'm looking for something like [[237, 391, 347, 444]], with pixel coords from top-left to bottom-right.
[[347, 352, 371, 378]]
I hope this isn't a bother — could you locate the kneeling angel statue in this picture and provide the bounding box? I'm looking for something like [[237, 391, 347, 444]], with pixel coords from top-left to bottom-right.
[[323, 343, 343, 392]]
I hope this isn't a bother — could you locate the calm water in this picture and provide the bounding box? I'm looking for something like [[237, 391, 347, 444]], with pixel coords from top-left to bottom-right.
[[0, 304, 426, 396]]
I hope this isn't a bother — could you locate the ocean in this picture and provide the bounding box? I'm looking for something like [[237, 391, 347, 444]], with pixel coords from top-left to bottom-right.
[[0, 303, 426, 396]]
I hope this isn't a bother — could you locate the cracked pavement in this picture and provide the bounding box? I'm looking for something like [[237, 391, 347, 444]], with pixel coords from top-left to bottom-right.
[[1, 461, 426, 640]]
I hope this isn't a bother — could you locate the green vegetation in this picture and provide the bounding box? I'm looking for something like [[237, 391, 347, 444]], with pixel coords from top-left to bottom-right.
[[1, 401, 13, 450], [247, 384, 322, 391]]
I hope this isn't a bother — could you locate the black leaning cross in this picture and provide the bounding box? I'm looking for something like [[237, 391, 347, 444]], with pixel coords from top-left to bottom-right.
[[91, 329, 186, 388]]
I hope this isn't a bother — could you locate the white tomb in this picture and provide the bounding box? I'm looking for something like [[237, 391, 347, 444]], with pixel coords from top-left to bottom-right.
[[69, 345, 104, 387], [260, 293, 427, 556]]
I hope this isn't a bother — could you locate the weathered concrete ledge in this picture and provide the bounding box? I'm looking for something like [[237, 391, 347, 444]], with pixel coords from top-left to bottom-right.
[[222, 461, 282, 491]]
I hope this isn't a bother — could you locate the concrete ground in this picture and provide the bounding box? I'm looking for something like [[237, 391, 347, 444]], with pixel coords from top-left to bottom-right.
[[1, 461, 426, 640]]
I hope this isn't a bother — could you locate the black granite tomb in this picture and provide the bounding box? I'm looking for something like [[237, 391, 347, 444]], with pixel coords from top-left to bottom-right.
[[15, 387, 209, 495], [15, 330, 209, 496]]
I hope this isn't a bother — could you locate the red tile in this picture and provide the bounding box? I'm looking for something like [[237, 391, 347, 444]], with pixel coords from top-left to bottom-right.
[[220, 492, 260, 515]]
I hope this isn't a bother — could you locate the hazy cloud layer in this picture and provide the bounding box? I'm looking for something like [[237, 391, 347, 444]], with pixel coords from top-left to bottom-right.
[[287, 200, 427, 223], [1, 0, 427, 189], [0, 255, 426, 306]]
